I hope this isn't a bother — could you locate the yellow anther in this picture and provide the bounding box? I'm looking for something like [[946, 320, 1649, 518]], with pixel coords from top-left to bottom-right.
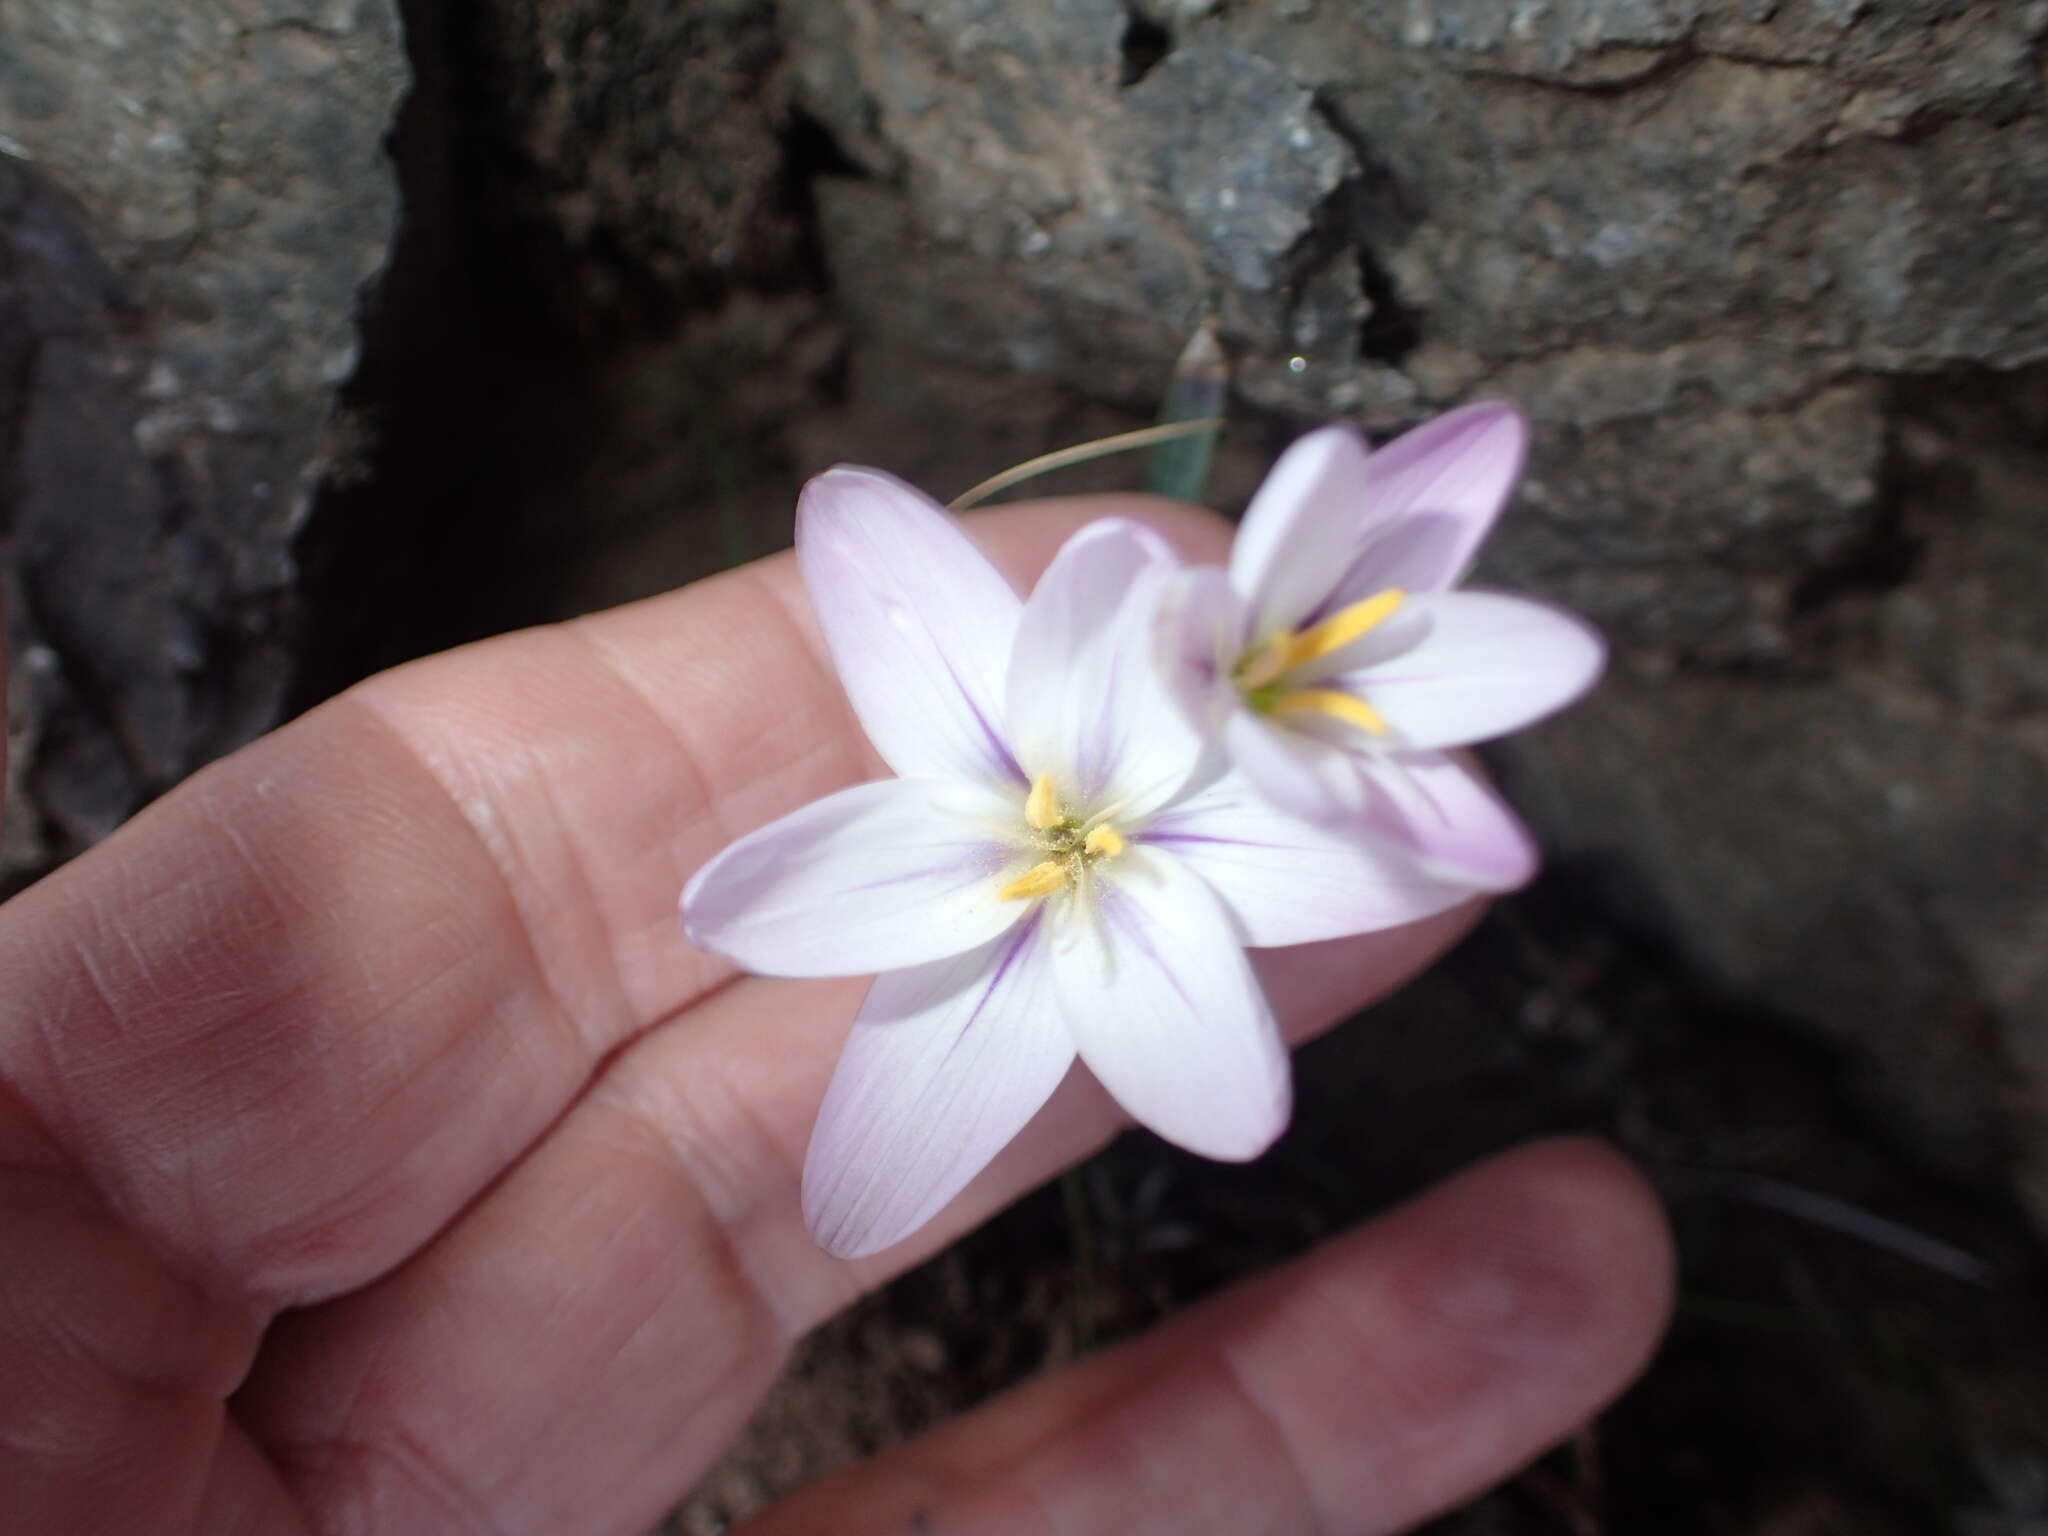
[[1284, 588, 1407, 670], [999, 860, 1068, 901], [1083, 824, 1126, 859], [1024, 772, 1062, 831], [1270, 687, 1392, 737], [1237, 588, 1407, 692]]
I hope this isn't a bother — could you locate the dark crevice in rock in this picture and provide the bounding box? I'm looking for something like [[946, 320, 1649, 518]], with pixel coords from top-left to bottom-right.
[[780, 103, 868, 303], [289, 0, 580, 706], [291, 0, 841, 710], [1783, 366, 2048, 648], [1784, 495, 1922, 629], [1118, 9, 1171, 88], [1354, 244, 1423, 364], [1463, 42, 1705, 99], [783, 103, 867, 185], [1305, 98, 1424, 366], [1797, 361, 2048, 717]]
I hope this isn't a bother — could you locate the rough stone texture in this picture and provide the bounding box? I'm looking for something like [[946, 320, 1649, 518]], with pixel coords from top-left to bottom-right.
[[1507, 369, 2048, 1214], [467, 0, 801, 311], [781, 0, 1352, 386], [776, 0, 2048, 1218], [280, 0, 857, 695], [0, 0, 406, 879]]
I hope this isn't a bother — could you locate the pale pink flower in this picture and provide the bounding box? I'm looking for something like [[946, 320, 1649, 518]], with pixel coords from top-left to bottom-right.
[[682, 469, 1467, 1257], [1162, 403, 1605, 889]]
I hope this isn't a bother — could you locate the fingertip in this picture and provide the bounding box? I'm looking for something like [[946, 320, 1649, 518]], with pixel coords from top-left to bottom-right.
[[744, 1137, 1674, 1536], [1379, 1136, 1675, 1409], [1201, 1136, 1675, 1530], [1471, 1136, 1676, 1373]]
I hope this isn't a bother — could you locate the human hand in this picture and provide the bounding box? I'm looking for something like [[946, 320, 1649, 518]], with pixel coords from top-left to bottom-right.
[[0, 495, 1672, 1535]]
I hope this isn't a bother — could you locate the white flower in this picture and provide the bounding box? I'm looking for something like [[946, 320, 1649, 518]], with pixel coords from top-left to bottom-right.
[[681, 468, 1468, 1257], [1162, 403, 1606, 889]]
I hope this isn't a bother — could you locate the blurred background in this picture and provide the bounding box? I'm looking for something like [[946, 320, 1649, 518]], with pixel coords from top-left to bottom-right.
[[3, 0, 2045, 1530]]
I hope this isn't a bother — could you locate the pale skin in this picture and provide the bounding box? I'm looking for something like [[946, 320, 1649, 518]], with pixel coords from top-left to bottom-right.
[[0, 495, 1674, 1535]]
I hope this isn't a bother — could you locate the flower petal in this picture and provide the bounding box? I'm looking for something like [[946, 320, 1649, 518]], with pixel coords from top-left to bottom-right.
[[1141, 772, 1473, 945], [797, 466, 1025, 789], [1055, 848, 1290, 1161], [1229, 425, 1373, 640], [1153, 563, 1244, 737], [1005, 518, 1203, 821], [681, 777, 1026, 978], [803, 918, 1073, 1257], [1325, 401, 1528, 600], [1338, 591, 1606, 750], [1223, 706, 1368, 825], [1356, 751, 1539, 892]]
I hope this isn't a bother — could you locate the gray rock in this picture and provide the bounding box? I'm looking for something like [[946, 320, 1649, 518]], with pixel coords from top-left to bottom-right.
[[0, 0, 406, 878], [784, 0, 1348, 360]]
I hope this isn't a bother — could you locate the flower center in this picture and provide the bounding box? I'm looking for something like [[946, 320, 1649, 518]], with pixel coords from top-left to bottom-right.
[[1234, 587, 1405, 737], [997, 773, 1127, 901]]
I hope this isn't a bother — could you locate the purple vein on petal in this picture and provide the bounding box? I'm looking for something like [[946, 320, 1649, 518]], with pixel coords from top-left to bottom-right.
[[1138, 830, 1290, 851], [841, 857, 995, 895], [932, 908, 1044, 1075], [938, 645, 1027, 785], [1097, 883, 1200, 1017], [1077, 641, 1124, 795]]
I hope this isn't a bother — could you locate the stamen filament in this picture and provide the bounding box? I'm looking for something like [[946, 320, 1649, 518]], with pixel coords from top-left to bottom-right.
[[999, 861, 1068, 901], [1270, 687, 1392, 737], [1080, 796, 1133, 833]]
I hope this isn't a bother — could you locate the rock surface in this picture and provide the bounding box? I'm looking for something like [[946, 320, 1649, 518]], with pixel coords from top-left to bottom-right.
[[0, 0, 407, 877]]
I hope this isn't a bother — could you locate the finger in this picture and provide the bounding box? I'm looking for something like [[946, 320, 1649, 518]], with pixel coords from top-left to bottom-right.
[[237, 901, 1482, 1536], [0, 495, 1226, 1309], [742, 1139, 1673, 1536]]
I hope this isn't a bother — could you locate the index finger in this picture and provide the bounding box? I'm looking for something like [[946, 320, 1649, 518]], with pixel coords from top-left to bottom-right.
[[0, 496, 1230, 1308]]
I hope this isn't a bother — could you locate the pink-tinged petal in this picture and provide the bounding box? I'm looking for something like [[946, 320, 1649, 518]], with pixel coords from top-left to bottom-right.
[[797, 467, 1025, 790], [1142, 772, 1473, 946], [1339, 591, 1606, 750], [1223, 707, 1368, 825], [1358, 752, 1539, 893], [1305, 402, 1529, 617], [803, 918, 1072, 1257], [1326, 401, 1528, 600], [681, 777, 1025, 978], [1056, 848, 1290, 1161], [1006, 519, 1203, 820], [1230, 425, 1373, 639], [1153, 563, 1245, 737]]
